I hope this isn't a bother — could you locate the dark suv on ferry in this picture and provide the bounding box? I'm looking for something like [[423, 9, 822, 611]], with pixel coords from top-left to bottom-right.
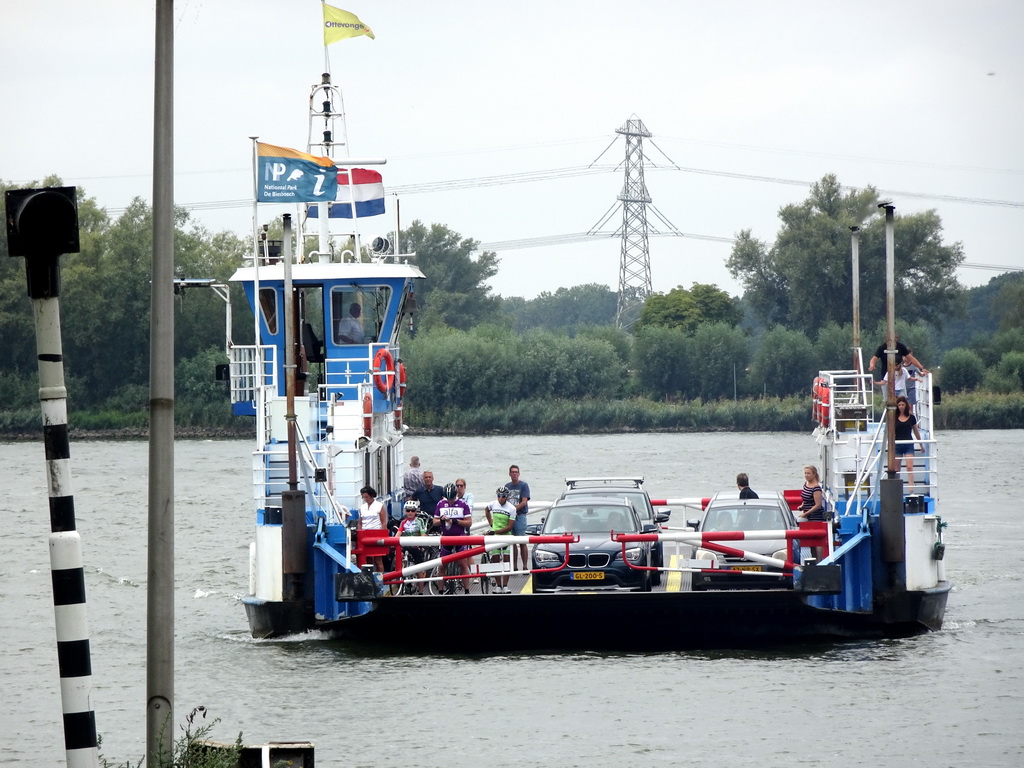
[[531, 497, 655, 593], [558, 477, 670, 585], [687, 490, 799, 590]]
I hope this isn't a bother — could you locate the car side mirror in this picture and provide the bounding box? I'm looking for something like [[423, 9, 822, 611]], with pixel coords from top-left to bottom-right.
[[642, 523, 659, 533], [686, 519, 699, 530], [655, 512, 670, 524]]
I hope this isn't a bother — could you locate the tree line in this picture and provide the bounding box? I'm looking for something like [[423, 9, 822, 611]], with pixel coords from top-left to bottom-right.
[[1, 173, 1022, 435]]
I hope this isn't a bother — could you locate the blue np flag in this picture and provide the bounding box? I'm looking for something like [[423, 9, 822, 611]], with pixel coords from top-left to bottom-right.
[[256, 142, 339, 203]]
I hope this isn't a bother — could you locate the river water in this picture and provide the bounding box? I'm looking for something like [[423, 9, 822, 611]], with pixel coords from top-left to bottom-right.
[[2, 431, 1022, 767]]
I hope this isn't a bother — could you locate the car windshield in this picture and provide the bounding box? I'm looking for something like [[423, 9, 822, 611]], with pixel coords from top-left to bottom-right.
[[544, 505, 638, 534], [703, 506, 788, 531], [565, 489, 652, 521]]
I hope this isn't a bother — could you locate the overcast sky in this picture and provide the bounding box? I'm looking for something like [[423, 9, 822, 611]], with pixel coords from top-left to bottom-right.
[[3, 1, 1021, 299]]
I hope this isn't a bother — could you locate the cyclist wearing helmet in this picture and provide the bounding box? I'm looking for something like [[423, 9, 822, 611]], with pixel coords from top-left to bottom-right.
[[484, 486, 518, 593], [433, 482, 473, 587], [398, 499, 426, 536], [396, 499, 428, 593]]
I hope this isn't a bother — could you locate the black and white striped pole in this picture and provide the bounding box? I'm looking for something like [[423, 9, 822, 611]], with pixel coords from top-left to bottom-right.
[[5, 186, 99, 768]]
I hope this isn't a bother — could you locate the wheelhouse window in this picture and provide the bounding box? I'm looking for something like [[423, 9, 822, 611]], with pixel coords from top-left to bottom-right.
[[331, 286, 391, 345], [259, 288, 278, 335]]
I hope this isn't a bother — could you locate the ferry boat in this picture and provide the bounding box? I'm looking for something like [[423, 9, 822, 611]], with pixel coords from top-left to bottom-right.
[[217, 75, 949, 649]]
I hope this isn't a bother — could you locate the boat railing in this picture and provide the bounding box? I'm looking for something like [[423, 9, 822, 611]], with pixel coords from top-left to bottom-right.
[[312, 343, 398, 399], [291, 420, 349, 525], [871, 373, 939, 499], [228, 344, 277, 402], [841, 417, 887, 520], [821, 369, 875, 431], [229, 344, 276, 443], [839, 400, 939, 515]]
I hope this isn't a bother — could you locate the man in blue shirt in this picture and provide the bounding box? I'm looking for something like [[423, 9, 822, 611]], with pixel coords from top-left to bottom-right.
[[414, 471, 444, 518], [506, 464, 531, 573]]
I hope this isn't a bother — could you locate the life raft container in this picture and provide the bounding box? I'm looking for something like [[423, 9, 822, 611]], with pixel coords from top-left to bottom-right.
[[362, 392, 372, 437], [819, 383, 830, 426], [394, 362, 407, 430]]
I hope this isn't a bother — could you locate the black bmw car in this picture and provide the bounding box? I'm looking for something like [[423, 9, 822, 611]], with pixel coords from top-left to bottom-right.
[[531, 498, 654, 592]]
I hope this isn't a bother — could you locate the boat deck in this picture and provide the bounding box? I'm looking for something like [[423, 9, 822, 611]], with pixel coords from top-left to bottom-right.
[[383, 547, 793, 597]]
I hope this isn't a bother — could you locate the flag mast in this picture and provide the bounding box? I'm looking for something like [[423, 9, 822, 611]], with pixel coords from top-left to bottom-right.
[[312, 3, 377, 260]]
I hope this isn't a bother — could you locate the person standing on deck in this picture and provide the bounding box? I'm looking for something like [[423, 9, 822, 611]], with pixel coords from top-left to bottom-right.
[[414, 470, 444, 518], [454, 478, 474, 513], [434, 482, 473, 590], [894, 395, 924, 490], [797, 466, 826, 562], [737, 473, 758, 499], [403, 456, 425, 501], [875, 363, 922, 400], [868, 334, 929, 375], [506, 464, 531, 574], [357, 485, 388, 573], [484, 486, 517, 593], [797, 466, 824, 522], [903, 360, 923, 410], [453, 478, 477, 572]]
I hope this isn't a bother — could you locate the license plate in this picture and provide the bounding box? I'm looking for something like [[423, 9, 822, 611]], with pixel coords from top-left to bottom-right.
[[731, 565, 762, 572], [571, 571, 605, 581]]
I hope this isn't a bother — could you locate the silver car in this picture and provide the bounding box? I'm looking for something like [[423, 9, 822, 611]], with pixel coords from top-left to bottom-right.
[[687, 490, 799, 590]]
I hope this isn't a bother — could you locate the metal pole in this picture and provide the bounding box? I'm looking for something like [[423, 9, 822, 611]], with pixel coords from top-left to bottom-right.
[[280, 215, 307, 600], [5, 186, 99, 768], [881, 203, 897, 479], [282, 214, 297, 489], [850, 226, 861, 372], [148, 0, 175, 762], [394, 194, 401, 256]]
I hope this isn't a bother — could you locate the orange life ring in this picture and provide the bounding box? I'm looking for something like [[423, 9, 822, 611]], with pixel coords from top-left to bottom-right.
[[373, 348, 395, 394], [362, 392, 372, 437], [820, 385, 830, 425]]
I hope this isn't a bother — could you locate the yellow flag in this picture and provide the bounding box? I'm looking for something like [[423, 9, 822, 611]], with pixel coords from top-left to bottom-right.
[[323, 4, 375, 45]]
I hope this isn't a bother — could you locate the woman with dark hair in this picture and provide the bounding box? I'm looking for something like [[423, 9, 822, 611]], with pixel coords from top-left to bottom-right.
[[357, 485, 388, 572], [894, 395, 924, 490]]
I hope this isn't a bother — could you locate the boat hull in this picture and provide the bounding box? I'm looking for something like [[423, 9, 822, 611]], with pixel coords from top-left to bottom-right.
[[317, 582, 951, 651], [243, 597, 314, 640]]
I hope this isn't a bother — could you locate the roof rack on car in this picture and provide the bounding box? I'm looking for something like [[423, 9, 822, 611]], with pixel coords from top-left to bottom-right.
[[564, 477, 645, 488]]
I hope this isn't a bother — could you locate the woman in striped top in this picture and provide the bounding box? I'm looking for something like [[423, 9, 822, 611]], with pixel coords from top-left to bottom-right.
[[798, 466, 824, 522]]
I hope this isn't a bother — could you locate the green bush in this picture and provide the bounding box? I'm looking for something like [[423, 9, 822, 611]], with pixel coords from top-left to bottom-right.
[[938, 348, 985, 392], [936, 392, 1024, 429], [992, 351, 1024, 391], [748, 326, 815, 397]]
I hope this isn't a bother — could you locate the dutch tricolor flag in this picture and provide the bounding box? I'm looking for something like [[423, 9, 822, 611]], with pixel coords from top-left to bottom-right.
[[308, 168, 385, 218]]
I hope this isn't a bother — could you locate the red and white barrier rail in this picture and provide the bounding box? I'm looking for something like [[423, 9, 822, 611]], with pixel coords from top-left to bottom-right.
[[368, 534, 576, 586], [650, 497, 709, 509], [611, 523, 829, 546], [614, 522, 830, 574]]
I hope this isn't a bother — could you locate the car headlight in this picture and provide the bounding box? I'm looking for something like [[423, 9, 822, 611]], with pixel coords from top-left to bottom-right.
[[695, 548, 720, 562], [772, 548, 788, 561], [623, 546, 643, 563], [534, 548, 562, 565]]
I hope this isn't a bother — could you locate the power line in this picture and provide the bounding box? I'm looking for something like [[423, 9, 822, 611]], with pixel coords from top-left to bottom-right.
[[152, 162, 1023, 216], [477, 233, 1024, 275]]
